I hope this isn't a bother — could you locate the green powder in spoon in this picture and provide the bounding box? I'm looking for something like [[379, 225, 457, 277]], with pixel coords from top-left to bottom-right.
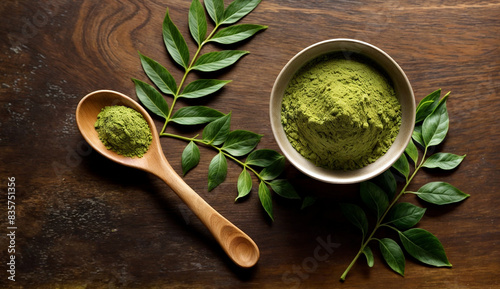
[[94, 105, 152, 158], [281, 53, 401, 171]]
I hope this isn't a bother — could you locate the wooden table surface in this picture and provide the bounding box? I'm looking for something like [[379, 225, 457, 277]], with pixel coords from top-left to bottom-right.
[[1, 1, 499, 288]]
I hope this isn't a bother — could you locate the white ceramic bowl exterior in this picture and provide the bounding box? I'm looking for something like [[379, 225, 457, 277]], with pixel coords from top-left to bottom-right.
[[270, 39, 415, 184]]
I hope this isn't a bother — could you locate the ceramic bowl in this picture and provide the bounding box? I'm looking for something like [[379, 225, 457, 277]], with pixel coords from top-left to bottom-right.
[[270, 38, 415, 184]]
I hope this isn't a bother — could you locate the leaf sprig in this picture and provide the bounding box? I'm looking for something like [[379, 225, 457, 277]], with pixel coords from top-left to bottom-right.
[[340, 89, 469, 281], [132, 0, 299, 221]]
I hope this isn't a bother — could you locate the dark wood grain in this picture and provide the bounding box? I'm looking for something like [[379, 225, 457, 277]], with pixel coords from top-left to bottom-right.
[[1, 0, 499, 288]]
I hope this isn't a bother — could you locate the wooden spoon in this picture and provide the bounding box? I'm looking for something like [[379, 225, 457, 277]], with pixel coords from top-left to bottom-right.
[[75, 90, 260, 268]]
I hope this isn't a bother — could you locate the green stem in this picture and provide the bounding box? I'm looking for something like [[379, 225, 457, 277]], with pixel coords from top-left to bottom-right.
[[160, 120, 169, 135], [380, 224, 400, 233], [340, 145, 429, 281], [222, 148, 262, 180], [159, 23, 261, 177], [160, 132, 200, 142], [340, 248, 365, 281], [161, 24, 220, 134], [161, 131, 264, 181]]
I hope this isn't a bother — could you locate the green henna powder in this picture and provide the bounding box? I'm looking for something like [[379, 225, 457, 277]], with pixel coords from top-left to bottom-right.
[[94, 105, 152, 158], [281, 53, 401, 171]]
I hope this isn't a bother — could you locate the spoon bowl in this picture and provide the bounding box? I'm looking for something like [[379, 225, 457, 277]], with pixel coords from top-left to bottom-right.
[[76, 90, 260, 268]]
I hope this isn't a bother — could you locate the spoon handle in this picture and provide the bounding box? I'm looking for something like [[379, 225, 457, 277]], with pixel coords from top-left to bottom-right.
[[152, 155, 260, 268]]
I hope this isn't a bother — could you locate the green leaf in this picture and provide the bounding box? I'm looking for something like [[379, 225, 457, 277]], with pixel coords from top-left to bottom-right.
[[301, 195, 317, 210], [188, 0, 207, 45], [392, 153, 410, 179], [246, 149, 283, 167], [259, 156, 285, 180], [132, 79, 169, 119], [360, 182, 389, 220], [204, 0, 225, 25], [415, 100, 435, 124], [379, 238, 405, 276], [236, 168, 252, 201], [405, 138, 419, 165], [340, 203, 369, 238], [399, 228, 452, 267], [258, 181, 273, 221], [208, 151, 227, 191], [222, 0, 261, 24], [163, 8, 190, 69], [422, 153, 466, 170], [363, 246, 374, 268], [209, 24, 267, 45], [221, 130, 262, 156], [386, 202, 426, 230], [170, 106, 225, 125], [191, 50, 249, 72], [372, 169, 397, 201], [269, 179, 300, 200], [202, 112, 231, 145], [414, 182, 470, 205], [181, 141, 200, 176], [138, 52, 177, 95], [412, 125, 425, 147], [422, 93, 450, 147], [415, 89, 441, 123], [180, 79, 231, 99]]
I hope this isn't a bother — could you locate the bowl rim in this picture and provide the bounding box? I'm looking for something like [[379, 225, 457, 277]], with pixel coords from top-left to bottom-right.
[[269, 38, 415, 184]]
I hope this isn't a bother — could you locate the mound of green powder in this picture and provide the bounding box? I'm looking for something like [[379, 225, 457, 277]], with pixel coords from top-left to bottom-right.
[[281, 53, 401, 171], [94, 105, 152, 158]]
